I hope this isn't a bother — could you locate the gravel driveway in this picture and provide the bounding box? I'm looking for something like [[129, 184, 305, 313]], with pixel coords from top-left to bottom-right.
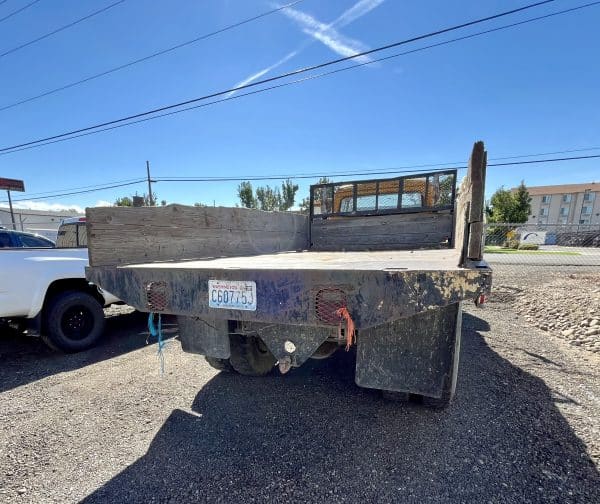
[[1, 302, 599, 503]]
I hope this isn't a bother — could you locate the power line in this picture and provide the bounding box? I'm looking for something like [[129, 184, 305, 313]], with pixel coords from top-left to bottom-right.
[[7, 177, 146, 198], [488, 154, 600, 167], [5, 179, 146, 202], [0, 0, 126, 59], [0, 0, 560, 153], [0, 0, 41, 24], [0, 0, 306, 112], [152, 154, 600, 184], [490, 146, 600, 161], [1, 1, 596, 157], [157, 149, 600, 181], [2, 151, 598, 204]]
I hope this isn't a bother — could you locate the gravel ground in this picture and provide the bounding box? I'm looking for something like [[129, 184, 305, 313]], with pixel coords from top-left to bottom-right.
[[1, 300, 599, 503], [508, 273, 600, 353]]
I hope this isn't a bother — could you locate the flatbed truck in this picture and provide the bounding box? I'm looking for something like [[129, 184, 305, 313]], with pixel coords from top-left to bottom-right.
[[86, 142, 491, 407]]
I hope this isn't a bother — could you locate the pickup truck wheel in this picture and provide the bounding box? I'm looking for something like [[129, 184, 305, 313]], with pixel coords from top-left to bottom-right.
[[42, 290, 105, 353], [205, 356, 234, 372], [229, 334, 276, 376]]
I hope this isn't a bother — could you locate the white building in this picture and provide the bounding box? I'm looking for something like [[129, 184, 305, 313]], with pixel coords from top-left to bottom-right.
[[514, 182, 600, 226]]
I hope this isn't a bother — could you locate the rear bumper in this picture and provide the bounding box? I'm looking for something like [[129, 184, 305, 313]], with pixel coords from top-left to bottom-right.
[[87, 264, 491, 330]]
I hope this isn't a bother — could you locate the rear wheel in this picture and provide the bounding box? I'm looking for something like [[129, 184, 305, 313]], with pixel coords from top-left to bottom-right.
[[205, 356, 234, 372], [42, 290, 105, 353], [229, 334, 276, 376]]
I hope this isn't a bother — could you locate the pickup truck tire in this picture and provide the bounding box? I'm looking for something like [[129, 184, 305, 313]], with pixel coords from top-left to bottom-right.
[[229, 334, 276, 376], [42, 290, 105, 353], [204, 356, 234, 372]]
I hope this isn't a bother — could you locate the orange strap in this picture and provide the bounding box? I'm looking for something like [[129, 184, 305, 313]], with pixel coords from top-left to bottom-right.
[[336, 307, 356, 351]]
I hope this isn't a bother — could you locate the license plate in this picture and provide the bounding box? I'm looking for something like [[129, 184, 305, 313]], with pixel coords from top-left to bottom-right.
[[208, 280, 257, 311]]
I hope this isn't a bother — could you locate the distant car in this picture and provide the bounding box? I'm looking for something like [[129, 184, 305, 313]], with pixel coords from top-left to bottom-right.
[[0, 229, 55, 248], [55, 217, 87, 248]]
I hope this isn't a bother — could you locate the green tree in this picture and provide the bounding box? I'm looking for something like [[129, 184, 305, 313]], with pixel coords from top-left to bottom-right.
[[238, 180, 300, 211], [114, 196, 133, 206], [114, 192, 159, 207], [237, 181, 257, 208], [256, 186, 281, 211], [279, 179, 299, 211], [487, 181, 531, 223], [512, 181, 532, 222]]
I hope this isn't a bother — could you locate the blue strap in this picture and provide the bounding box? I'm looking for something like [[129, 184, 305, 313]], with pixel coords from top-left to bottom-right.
[[147, 312, 166, 375]]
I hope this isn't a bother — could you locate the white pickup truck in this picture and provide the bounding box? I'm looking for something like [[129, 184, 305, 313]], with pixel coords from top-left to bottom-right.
[[0, 221, 119, 352]]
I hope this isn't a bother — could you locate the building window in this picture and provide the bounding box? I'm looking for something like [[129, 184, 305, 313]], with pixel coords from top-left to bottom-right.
[[541, 195, 551, 204], [559, 207, 569, 216], [560, 217, 568, 225], [582, 206, 592, 214], [540, 207, 549, 216], [562, 194, 572, 203], [580, 219, 590, 225], [583, 191, 595, 202]]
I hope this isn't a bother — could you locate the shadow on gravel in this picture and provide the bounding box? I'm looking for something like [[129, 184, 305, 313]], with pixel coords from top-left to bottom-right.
[[0, 312, 176, 393], [82, 312, 600, 503]]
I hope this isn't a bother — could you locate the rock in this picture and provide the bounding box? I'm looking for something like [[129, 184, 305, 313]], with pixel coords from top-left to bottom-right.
[[562, 329, 575, 337]]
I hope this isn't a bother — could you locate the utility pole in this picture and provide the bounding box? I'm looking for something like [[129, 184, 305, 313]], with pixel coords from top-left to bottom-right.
[[146, 160, 154, 206], [7, 190, 16, 230]]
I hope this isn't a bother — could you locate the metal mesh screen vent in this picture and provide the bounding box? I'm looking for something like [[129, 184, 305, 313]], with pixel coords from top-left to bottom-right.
[[146, 281, 169, 312], [315, 288, 346, 324]]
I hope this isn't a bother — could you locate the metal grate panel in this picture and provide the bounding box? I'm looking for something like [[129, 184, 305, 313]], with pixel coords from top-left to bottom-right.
[[315, 288, 346, 325], [145, 281, 169, 312]]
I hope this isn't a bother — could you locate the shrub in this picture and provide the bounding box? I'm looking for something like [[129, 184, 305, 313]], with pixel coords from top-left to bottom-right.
[[518, 243, 539, 250]]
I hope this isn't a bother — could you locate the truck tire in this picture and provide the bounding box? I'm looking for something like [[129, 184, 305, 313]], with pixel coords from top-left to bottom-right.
[[205, 356, 234, 372], [41, 290, 105, 353], [229, 334, 276, 376]]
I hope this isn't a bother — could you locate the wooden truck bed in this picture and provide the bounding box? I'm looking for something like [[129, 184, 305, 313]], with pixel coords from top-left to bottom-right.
[[123, 249, 464, 272]]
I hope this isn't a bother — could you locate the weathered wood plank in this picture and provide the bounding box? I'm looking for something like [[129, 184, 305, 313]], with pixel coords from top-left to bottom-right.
[[468, 141, 486, 224], [311, 241, 449, 252], [310, 212, 453, 251], [311, 233, 450, 251], [311, 211, 452, 226], [468, 221, 484, 260], [86, 205, 309, 267], [453, 141, 487, 263]]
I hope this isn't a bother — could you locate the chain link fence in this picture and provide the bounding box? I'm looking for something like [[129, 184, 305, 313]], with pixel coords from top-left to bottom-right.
[[484, 222, 600, 286]]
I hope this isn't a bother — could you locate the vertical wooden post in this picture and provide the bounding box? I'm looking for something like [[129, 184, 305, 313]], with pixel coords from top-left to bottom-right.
[[467, 141, 487, 260]]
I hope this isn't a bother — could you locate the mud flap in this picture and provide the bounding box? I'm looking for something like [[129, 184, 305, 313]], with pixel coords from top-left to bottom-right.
[[177, 316, 230, 359], [355, 303, 462, 398]]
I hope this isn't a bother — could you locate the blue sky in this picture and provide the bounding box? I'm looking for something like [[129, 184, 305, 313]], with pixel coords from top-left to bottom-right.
[[0, 0, 598, 212]]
